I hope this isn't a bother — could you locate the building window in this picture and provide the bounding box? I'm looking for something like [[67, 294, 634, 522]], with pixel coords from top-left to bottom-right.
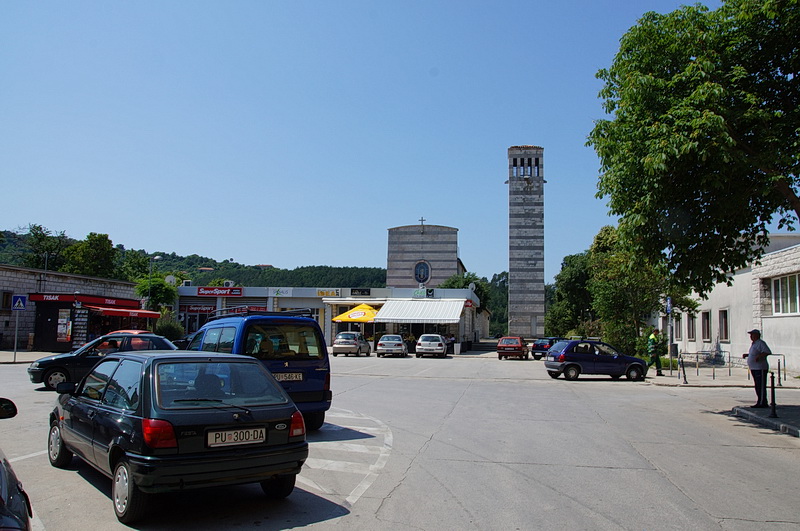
[[1, 291, 12, 310], [718, 309, 729, 342], [674, 314, 682, 341], [701, 311, 711, 341], [773, 274, 799, 314], [687, 315, 696, 341]]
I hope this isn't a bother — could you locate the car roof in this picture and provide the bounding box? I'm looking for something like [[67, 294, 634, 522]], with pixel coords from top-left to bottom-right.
[[102, 350, 257, 363], [99, 332, 166, 339]]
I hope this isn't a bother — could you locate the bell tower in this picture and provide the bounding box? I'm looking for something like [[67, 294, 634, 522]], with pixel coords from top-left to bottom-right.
[[507, 145, 545, 338]]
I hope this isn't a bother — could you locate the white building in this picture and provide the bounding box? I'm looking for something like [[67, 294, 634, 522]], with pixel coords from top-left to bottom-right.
[[666, 235, 800, 373]]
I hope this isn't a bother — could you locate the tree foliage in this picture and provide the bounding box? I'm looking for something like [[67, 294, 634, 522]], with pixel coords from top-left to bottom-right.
[[588, 0, 800, 295], [545, 252, 592, 337], [486, 272, 508, 337], [17, 224, 71, 270], [438, 271, 491, 312], [135, 275, 179, 311], [62, 233, 119, 278]]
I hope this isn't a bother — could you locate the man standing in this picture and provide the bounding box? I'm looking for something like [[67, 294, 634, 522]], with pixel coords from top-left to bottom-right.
[[746, 329, 771, 408], [647, 328, 664, 376]]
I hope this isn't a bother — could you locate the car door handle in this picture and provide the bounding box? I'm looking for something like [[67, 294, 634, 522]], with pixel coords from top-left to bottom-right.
[[87, 410, 97, 419]]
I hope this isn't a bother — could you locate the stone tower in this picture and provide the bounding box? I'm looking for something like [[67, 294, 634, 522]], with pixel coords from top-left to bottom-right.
[[507, 145, 545, 338]]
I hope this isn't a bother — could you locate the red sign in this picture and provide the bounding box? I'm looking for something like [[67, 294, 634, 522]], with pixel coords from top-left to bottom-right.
[[464, 300, 474, 308], [30, 294, 140, 308]]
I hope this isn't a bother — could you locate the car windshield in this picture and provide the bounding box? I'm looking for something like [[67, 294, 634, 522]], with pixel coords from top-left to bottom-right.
[[499, 338, 519, 345], [419, 335, 440, 342], [155, 360, 288, 409], [381, 335, 402, 342], [244, 324, 326, 360]]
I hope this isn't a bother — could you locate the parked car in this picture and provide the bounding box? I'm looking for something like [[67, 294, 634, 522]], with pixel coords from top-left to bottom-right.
[[529, 337, 566, 360], [0, 398, 32, 531], [496, 336, 529, 360], [27, 332, 177, 390], [544, 339, 647, 381], [376, 334, 408, 357], [171, 331, 199, 349], [186, 309, 331, 430], [331, 331, 371, 357], [415, 334, 447, 358], [47, 351, 308, 524]]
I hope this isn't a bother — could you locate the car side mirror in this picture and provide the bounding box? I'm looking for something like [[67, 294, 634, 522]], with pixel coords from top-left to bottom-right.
[[0, 398, 18, 419], [56, 382, 77, 395]]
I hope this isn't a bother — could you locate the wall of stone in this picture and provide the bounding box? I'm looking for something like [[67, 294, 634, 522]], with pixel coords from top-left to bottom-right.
[[386, 225, 460, 289]]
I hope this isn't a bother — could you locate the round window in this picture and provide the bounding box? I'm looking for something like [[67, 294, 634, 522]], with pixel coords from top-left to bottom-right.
[[414, 261, 431, 284]]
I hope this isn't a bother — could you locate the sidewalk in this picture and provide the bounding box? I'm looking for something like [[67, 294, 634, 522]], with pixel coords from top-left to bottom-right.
[[4, 348, 800, 437]]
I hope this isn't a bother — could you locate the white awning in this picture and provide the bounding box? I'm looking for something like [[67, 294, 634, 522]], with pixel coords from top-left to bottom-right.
[[374, 299, 465, 324]]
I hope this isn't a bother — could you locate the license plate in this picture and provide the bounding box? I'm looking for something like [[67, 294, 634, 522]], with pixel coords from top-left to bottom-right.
[[208, 427, 266, 447], [273, 372, 303, 382]]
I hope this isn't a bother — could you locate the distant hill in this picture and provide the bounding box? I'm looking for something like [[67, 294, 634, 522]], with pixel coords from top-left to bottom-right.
[[0, 230, 387, 288]]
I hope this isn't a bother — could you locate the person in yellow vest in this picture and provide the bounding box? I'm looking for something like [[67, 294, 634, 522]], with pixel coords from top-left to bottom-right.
[[647, 328, 664, 376]]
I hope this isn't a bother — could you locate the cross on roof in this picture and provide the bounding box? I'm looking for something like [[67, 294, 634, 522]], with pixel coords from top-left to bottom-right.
[[419, 217, 426, 233]]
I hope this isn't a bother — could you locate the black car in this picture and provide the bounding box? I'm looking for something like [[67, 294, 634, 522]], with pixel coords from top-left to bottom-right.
[[0, 398, 33, 531], [544, 339, 647, 381], [47, 351, 308, 524], [529, 337, 566, 360], [28, 332, 176, 390]]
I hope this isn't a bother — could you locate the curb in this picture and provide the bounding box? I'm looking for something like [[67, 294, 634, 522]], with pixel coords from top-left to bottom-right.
[[732, 406, 800, 437]]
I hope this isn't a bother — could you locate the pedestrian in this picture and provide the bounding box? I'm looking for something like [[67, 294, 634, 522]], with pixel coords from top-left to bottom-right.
[[745, 329, 771, 408], [647, 328, 664, 376]]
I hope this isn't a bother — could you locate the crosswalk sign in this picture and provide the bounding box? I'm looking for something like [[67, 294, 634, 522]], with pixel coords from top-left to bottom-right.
[[12, 295, 27, 311]]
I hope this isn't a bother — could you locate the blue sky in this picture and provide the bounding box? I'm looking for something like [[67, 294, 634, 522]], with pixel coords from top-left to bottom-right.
[[1, 1, 721, 283]]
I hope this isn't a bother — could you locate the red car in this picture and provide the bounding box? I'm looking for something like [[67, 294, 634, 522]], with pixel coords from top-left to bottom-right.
[[497, 336, 529, 360]]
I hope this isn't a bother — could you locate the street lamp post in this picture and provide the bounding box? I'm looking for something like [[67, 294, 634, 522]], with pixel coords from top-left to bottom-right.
[[148, 255, 162, 309]]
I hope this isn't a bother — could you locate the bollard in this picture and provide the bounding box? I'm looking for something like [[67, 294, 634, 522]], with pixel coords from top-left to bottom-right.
[[696, 354, 699, 376], [777, 360, 782, 387], [679, 356, 688, 384], [712, 364, 716, 380], [769, 372, 778, 418]]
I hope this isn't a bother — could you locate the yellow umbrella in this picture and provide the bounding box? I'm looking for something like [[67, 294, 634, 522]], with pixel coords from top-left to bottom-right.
[[332, 303, 379, 323]]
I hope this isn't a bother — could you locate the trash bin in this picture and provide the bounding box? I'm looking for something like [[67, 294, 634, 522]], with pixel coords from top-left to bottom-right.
[[454, 343, 461, 355]]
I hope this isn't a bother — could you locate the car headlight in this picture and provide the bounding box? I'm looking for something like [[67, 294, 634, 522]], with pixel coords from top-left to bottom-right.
[[29, 362, 39, 368]]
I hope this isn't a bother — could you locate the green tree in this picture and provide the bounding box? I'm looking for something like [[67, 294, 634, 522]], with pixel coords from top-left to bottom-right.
[[587, 226, 696, 355], [545, 252, 593, 337], [438, 272, 491, 312], [135, 275, 179, 311], [588, 0, 800, 295], [115, 247, 150, 282], [62, 233, 119, 278], [19, 224, 70, 271], [487, 272, 508, 337]]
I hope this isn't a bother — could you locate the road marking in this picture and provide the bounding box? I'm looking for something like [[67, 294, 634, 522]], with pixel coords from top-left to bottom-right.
[[8, 449, 47, 463], [301, 407, 393, 507]]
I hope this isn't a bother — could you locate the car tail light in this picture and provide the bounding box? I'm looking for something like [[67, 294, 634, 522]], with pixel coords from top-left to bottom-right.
[[142, 418, 177, 448], [558, 353, 566, 362], [291, 410, 306, 437]]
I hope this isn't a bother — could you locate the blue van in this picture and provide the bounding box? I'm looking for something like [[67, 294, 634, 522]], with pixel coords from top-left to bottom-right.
[[187, 309, 331, 430]]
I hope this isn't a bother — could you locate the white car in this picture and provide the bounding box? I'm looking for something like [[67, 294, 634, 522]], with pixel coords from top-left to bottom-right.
[[376, 334, 408, 357], [415, 334, 447, 358]]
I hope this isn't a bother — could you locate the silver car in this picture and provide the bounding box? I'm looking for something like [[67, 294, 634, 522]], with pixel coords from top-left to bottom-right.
[[376, 334, 408, 357], [331, 332, 371, 356], [415, 334, 447, 358]]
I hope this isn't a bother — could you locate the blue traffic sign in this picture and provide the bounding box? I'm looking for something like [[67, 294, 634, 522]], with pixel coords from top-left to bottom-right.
[[12, 295, 27, 311]]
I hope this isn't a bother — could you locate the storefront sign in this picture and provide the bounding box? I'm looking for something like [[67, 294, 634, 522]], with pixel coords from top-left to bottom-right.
[[197, 287, 243, 297], [180, 305, 217, 313], [270, 287, 294, 297], [465, 300, 474, 308], [351, 288, 371, 296], [30, 293, 140, 308], [317, 289, 340, 297]]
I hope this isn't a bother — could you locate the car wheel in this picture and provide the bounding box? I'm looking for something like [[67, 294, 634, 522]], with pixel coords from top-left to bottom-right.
[[548, 371, 560, 379], [626, 365, 644, 381], [416, 354, 421, 358], [113, 460, 149, 524], [48, 422, 73, 468], [564, 365, 581, 381], [261, 474, 296, 499], [534, 354, 543, 360], [498, 354, 503, 360], [365, 348, 371, 357], [44, 368, 68, 390], [304, 411, 325, 431], [332, 353, 338, 357]]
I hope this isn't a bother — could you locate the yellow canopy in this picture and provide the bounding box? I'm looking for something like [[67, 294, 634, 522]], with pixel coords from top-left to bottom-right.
[[332, 303, 379, 323]]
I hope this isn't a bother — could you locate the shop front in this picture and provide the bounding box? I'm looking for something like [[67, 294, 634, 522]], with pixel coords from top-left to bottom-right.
[[29, 293, 159, 352]]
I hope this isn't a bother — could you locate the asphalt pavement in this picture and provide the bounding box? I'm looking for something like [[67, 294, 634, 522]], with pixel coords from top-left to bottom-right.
[[4, 346, 799, 438]]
